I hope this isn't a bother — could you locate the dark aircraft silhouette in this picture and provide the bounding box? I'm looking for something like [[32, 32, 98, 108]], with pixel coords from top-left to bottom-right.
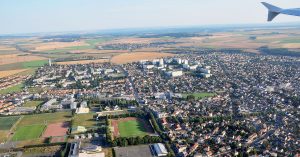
[[262, 2, 300, 21]]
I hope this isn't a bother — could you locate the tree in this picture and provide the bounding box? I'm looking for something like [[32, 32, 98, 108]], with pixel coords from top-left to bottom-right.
[[187, 95, 195, 101]]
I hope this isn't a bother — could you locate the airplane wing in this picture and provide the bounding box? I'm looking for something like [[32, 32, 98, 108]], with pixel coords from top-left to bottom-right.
[[262, 2, 300, 21]]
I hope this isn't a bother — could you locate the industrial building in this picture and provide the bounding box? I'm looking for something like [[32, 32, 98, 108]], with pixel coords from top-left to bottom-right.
[[152, 143, 168, 157]]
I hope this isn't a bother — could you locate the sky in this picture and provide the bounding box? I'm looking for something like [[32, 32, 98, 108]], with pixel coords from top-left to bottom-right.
[[0, 0, 299, 34]]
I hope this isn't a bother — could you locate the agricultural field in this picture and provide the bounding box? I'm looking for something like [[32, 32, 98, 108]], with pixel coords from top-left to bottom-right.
[[0, 45, 16, 51], [22, 60, 48, 68], [23, 101, 44, 108], [0, 54, 46, 66], [56, 59, 108, 65], [111, 52, 174, 64], [0, 116, 20, 130], [85, 38, 112, 45], [72, 113, 98, 129], [69, 49, 128, 54], [110, 117, 152, 137], [12, 124, 46, 141], [27, 38, 112, 53], [0, 83, 24, 94], [182, 92, 216, 99], [0, 69, 29, 78], [30, 41, 89, 51]]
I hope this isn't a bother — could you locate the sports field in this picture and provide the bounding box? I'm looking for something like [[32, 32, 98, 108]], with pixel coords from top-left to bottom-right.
[[72, 113, 98, 129], [111, 117, 151, 137], [12, 124, 46, 141], [16, 111, 72, 128], [0, 116, 20, 130]]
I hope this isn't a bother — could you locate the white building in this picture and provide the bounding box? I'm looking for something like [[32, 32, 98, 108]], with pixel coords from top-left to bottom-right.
[[183, 59, 189, 65], [166, 70, 183, 77], [174, 58, 182, 64], [159, 59, 164, 66], [201, 73, 212, 78], [48, 58, 52, 66], [153, 143, 168, 157], [189, 65, 198, 71], [41, 99, 59, 111], [143, 64, 155, 69]]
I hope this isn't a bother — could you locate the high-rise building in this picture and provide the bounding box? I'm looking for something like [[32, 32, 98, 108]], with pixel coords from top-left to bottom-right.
[[48, 58, 52, 66], [159, 59, 164, 67]]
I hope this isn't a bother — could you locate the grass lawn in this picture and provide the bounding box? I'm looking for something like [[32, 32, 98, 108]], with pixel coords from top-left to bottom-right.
[[118, 119, 148, 137], [12, 124, 46, 141], [72, 113, 98, 129], [0, 83, 24, 94], [22, 60, 48, 68], [23, 101, 44, 108], [16, 112, 72, 128], [182, 92, 216, 99], [0, 116, 20, 130]]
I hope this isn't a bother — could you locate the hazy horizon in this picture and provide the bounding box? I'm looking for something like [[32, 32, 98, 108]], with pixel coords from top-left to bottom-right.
[[1, 0, 299, 35]]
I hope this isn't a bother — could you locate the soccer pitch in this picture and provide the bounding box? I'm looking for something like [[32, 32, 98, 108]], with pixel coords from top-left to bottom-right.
[[12, 124, 46, 141], [0, 116, 20, 130], [117, 119, 148, 137]]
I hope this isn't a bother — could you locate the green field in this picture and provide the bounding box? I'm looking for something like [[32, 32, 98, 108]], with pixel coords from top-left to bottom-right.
[[182, 92, 216, 99], [0, 60, 47, 71], [44, 38, 112, 53], [72, 113, 98, 129], [45, 45, 93, 53], [0, 116, 20, 130], [118, 119, 148, 137], [17, 112, 72, 128], [12, 124, 46, 141], [23, 101, 44, 107], [280, 38, 300, 43], [86, 38, 112, 45], [0, 83, 24, 94], [22, 60, 48, 68]]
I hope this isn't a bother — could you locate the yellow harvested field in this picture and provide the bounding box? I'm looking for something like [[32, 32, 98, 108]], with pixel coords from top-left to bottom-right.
[[108, 38, 157, 44], [0, 69, 29, 78], [70, 49, 128, 54], [56, 59, 109, 65], [111, 52, 175, 64], [32, 41, 88, 51], [0, 46, 16, 51], [0, 54, 46, 65], [282, 43, 300, 49]]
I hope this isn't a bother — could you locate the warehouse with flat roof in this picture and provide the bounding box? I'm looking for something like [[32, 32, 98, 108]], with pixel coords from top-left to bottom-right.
[[152, 143, 168, 157]]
